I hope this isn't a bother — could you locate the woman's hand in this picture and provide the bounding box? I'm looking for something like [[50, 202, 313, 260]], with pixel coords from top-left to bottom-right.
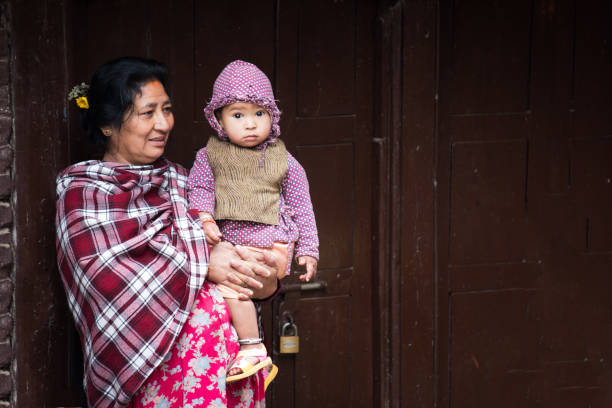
[[207, 242, 278, 300], [208, 242, 262, 300], [234, 245, 279, 299]]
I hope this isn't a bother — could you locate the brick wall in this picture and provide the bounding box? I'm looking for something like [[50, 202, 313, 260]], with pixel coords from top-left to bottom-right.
[[0, 0, 13, 405]]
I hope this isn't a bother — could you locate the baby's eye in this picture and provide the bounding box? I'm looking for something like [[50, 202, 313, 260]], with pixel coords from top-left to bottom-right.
[[256, 110, 266, 117], [233, 113, 243, 119]]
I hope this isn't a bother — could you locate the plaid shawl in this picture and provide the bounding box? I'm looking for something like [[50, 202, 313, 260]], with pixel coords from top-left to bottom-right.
[[56, 159, 209, 407]]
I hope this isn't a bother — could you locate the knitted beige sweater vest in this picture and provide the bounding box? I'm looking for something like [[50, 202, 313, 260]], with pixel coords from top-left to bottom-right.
[[206, 136, 288, 225]]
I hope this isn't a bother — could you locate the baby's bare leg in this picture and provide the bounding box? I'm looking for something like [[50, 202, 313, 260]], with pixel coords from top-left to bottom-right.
[[225, 297, 259, 340], [225, 298, 262, 376]]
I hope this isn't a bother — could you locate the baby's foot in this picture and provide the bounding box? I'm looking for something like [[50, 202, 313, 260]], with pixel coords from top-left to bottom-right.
[[229, 344, 261, 376], [226, 343, 272, 381]]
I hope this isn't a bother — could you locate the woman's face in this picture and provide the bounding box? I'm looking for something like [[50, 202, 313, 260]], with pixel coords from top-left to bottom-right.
[[103, 80, 174, 165]]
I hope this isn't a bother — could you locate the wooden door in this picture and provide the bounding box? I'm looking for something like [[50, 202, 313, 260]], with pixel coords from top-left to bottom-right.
[[65, 1, 376, 406], [436, 1, 537, 404], [266, 2, 374, 407], [433, 0, 612, 406]]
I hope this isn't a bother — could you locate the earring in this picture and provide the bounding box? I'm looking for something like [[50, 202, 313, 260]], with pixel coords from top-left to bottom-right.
[[102, 128, 112, 137]]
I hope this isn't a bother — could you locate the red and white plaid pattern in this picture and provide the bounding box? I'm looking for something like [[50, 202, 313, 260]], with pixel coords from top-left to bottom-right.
[[56, 159, 209, 407]]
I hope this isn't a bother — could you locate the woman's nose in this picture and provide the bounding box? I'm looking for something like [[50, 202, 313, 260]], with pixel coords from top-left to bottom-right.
[[155, 111, 172, 131]]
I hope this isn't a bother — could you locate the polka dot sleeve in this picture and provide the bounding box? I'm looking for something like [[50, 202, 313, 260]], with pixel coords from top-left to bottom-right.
[[283, 153, 319, 260], [187, 147, 216, 214]]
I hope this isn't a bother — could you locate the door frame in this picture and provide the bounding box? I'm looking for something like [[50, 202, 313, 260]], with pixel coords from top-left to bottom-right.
[[374, 1, 438, 407]]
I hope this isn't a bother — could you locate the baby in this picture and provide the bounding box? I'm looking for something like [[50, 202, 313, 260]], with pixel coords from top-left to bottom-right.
[[187, 60, 319, 383]]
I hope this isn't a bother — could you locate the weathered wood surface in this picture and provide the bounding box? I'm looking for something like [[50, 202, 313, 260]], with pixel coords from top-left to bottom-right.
[[7, 0, 612, 406]]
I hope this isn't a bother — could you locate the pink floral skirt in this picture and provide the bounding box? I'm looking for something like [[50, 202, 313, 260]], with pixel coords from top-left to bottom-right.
[[130, 281, 266, 407]]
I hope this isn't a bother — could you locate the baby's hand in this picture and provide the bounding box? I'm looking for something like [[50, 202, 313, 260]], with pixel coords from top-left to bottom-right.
[[202, 222, 222, 245], [297, 255, 318, 282], [199, 212, 222, 245]]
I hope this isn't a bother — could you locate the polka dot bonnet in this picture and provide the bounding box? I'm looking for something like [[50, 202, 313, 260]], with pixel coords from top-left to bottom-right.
[[204, 60, 281, 143]]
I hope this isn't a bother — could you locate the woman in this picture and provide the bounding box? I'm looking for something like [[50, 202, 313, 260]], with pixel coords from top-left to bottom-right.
[[56, 57, 277, 407]]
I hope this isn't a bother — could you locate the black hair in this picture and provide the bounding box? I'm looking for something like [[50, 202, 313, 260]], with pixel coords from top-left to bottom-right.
[[79, 56, 171, 146]]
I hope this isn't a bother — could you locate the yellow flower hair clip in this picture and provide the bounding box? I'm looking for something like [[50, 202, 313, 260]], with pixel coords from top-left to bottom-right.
[[76, 96, 89, 109], [68, 82, 90, 110]]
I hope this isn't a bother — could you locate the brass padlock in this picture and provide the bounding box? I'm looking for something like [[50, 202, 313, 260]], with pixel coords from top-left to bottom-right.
[[279, 322, 299, 354]]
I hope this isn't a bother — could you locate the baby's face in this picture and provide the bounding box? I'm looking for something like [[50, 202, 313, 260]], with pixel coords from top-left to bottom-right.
[[218, 102, 271, 147]]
